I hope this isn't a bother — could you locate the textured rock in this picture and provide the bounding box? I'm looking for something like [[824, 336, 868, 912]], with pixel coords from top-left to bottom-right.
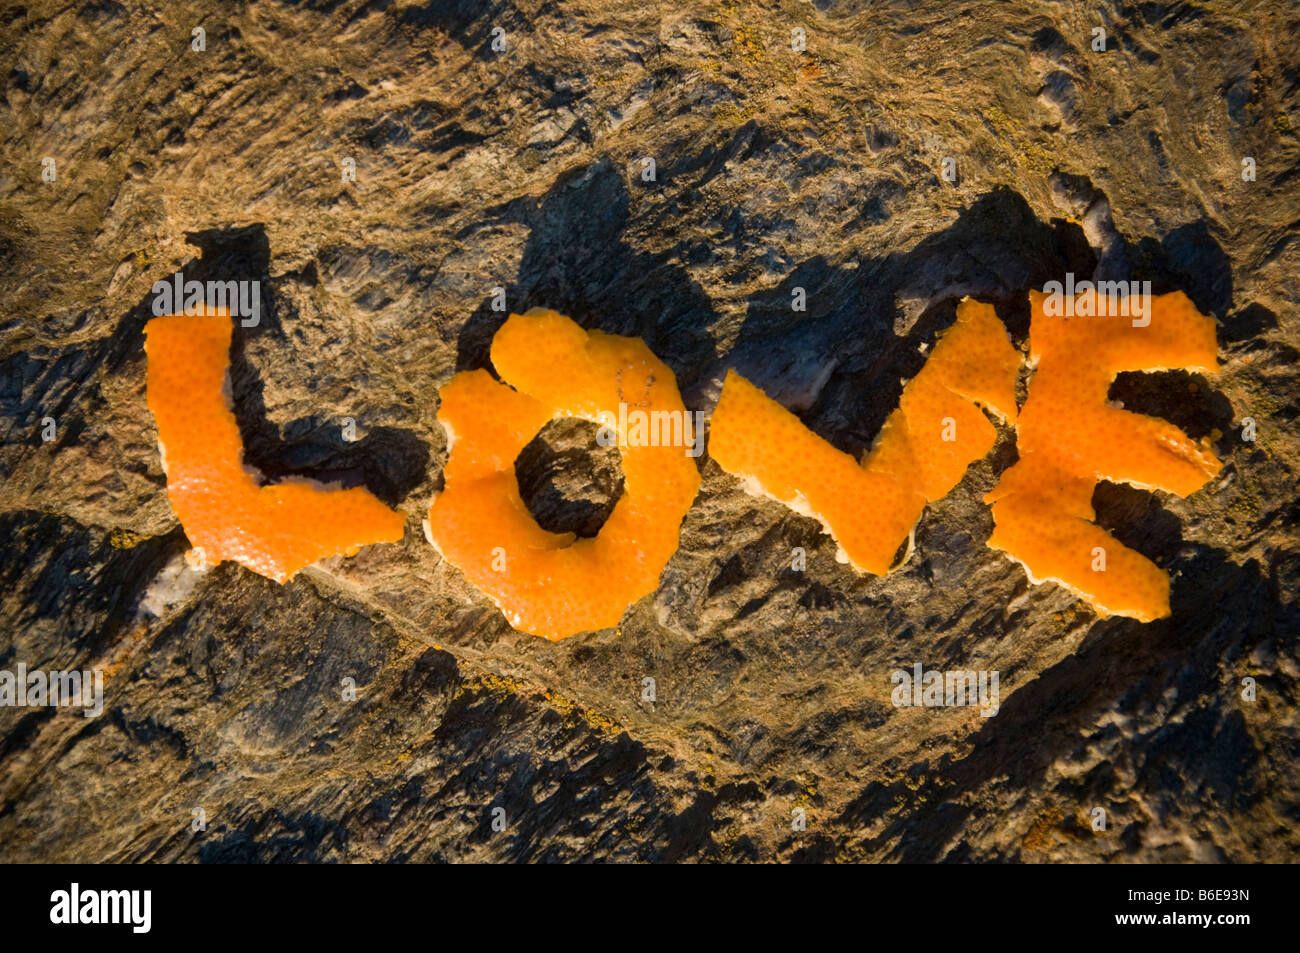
[[0, 0, 1297, 862]]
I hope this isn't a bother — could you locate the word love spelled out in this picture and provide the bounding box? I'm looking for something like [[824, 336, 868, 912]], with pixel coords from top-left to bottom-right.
[[143, 289, 1222, 640]]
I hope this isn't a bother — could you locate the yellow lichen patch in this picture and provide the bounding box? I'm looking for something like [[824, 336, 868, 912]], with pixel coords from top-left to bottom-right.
[[710, 298, 1020, 574], [108, 528, 147, 549], [144, 309, 405, 584], [985, 289, 1222, 621], [426, 308, 701, 640]]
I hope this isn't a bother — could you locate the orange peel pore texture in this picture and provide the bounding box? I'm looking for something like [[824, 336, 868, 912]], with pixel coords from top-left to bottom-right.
[[144, 309, 405, 583], [984, 289, 1221, 621], [426, 308, 702, 640], [710, 297, 1020, 574]]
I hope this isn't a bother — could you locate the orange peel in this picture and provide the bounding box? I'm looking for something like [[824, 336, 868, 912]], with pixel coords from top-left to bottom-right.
[[425, 308, 701, 640], [710, 297, 1021, 574], [985, 289, 1221, 621], [144, 308, 405, 583]]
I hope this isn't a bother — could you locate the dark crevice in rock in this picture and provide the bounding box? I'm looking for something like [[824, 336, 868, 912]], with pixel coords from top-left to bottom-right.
[[514, 417, 624, 538], [1108, 369, 1236, 445]]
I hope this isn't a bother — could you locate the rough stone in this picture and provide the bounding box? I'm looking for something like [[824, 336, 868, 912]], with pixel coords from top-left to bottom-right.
[[0, 0, 1297, 862]]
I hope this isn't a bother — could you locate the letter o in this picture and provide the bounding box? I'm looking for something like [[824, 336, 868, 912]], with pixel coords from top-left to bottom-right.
[[426, 309, 700, 640]]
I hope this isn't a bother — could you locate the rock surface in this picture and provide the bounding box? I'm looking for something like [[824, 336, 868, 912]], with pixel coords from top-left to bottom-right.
[[1, 0, 1297, 862]]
